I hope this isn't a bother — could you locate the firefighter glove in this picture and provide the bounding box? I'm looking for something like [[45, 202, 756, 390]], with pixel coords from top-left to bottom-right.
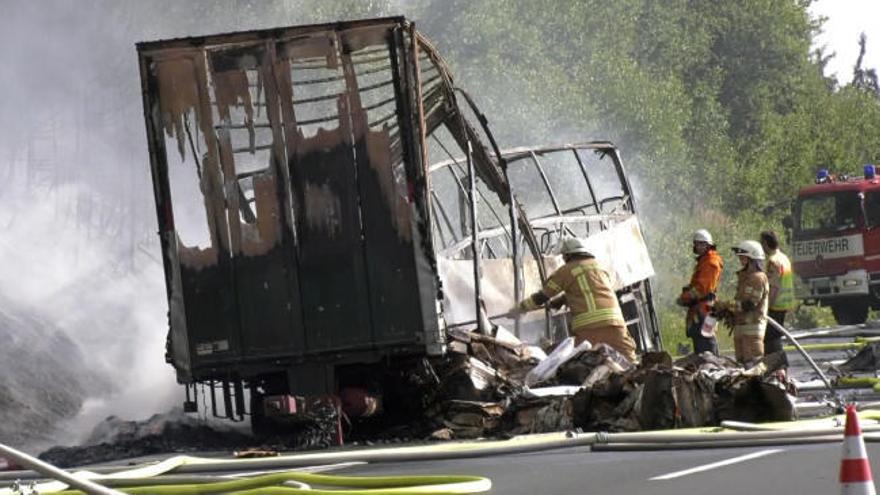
[[517, 298, 538, 313], [549, 295, 567, 310]]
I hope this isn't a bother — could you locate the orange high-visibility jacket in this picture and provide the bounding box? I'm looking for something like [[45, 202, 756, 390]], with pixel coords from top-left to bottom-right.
[[680, 249, 724, 324]]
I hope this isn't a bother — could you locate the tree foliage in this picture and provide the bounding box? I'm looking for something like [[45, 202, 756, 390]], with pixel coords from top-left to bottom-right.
[[411, 0, 880, 340]]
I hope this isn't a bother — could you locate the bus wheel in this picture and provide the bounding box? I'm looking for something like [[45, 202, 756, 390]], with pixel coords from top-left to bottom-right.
[[831, 301, 869, 325]]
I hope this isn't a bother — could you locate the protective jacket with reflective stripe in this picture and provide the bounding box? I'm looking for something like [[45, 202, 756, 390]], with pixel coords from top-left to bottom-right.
[[766, 249, 795, 311], [733, 269, 769, 336], [540, 258, 625, 331]]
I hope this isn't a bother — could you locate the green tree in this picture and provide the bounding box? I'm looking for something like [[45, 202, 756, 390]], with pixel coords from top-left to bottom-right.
[[412, 0, 880, 346]]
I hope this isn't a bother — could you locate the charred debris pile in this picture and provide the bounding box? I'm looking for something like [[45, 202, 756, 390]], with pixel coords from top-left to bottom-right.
[[39, 411, 254, 468], [425, 327, 795, 438], [38, 328, 795, 467]]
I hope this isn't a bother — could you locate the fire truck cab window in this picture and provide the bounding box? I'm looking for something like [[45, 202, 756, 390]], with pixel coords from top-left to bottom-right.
[[865, 192, 880, 228], [797, 192, 861, 233]]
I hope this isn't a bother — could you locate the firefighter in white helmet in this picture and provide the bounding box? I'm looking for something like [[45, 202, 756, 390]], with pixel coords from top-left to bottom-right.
[[677, 229, 724, 355], [716, 240, 770, 364], [693, 229, 713, 244], [512, 237, 637, 361]]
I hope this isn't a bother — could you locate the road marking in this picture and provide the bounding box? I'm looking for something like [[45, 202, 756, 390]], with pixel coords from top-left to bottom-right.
[[649, 448, 784, 480]]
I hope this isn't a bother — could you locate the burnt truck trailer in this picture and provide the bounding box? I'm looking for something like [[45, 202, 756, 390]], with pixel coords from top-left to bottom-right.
[[136, 17, 660, 432]]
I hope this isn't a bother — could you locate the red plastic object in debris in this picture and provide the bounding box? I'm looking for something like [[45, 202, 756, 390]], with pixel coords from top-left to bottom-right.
[[0, 456, 23, 471], [264, 395, 300, 416], [339, 387, 382, 418]]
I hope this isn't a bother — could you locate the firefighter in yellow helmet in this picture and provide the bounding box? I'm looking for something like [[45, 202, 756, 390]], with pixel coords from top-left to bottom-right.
[[718, 240, 770, 365], [760, 230, 795, 354], [513, 237, 637, 361]]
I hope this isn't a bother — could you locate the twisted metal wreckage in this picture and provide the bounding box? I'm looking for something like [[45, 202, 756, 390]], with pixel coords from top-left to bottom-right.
[[137, 17, 663, 431]]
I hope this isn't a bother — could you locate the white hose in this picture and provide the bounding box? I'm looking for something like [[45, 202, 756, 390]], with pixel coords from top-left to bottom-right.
[[591, 425, 880, 444], [0, 442, 124, 495], [719, 420, 779, 431], [767, 315, 840, 405]]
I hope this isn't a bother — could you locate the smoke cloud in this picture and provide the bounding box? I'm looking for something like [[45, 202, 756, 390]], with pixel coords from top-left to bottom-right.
[[0, 0, 681, 446]]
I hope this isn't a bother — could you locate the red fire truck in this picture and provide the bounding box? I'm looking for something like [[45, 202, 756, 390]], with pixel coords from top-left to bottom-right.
[[789, 166, 880, 324]]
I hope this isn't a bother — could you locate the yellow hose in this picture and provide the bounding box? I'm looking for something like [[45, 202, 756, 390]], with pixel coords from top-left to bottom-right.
[[5, 454, 493, 495], [53, 472, 491, 494], [673, 341, 861, 360], [783, 341, 864, 352], [719, 409, 880, 431], [838, 376, 880, 388]]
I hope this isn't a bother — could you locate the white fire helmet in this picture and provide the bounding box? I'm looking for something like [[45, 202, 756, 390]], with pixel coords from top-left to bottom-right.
[[732, 240, 765, 260], [559, 237, 593, 256], [693, 229, 714, 245]]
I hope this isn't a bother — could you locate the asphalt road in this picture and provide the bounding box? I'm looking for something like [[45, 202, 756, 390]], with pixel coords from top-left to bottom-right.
[[337, 442, 880, 494], [4, 324, 872, 493], [328, 328, 877, 495]]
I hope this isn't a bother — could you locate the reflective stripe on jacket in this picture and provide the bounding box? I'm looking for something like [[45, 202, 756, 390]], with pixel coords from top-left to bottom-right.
[[541, 258, 625, 330], [767, 249, 795, 311], [733, 269, 769, 336]]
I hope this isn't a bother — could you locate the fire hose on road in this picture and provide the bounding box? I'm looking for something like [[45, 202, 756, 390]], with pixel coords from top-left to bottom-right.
[[6, 409, 880, 493], [0, 442, 492, 495], [766, 315, 843, 410], [0, 318, 863, 492], [6, 409, 880, 492]]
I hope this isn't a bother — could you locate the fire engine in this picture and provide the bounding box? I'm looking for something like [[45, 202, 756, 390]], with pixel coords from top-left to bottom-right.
[[789, 165, 880, 324]]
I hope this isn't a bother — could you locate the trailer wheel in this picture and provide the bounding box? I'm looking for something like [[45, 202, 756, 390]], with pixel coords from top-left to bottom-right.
[[831, 301, 869, 325]]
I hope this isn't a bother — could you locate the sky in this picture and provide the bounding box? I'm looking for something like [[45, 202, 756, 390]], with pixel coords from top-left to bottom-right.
[[811, 0, 880, 82]]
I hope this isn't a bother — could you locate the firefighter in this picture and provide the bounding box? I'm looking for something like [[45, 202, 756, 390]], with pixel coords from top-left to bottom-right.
[[677, 229, 724, 355], [760, 230, 795, 354], [512, 237, 637, 362], [720, 240, 770, 365]]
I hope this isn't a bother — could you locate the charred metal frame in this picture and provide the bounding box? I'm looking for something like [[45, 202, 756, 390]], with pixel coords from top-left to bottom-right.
[[139, 19, 458, 378], [137, 18, 660, 422], [429, 142, 661, 349], [430, 142, 639, 258], [138, 17, 549, 413]]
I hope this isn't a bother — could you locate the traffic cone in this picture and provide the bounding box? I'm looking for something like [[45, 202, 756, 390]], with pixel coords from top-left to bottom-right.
[[841, 404, 877, 495]]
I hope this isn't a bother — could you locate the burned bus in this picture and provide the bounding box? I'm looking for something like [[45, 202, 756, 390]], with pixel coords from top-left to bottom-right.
[[136, 17, 659, 431]]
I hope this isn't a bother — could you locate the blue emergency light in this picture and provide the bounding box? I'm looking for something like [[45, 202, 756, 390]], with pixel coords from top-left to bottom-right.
[[816, 168, 830, 183], [865, 164, 876, 179]]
